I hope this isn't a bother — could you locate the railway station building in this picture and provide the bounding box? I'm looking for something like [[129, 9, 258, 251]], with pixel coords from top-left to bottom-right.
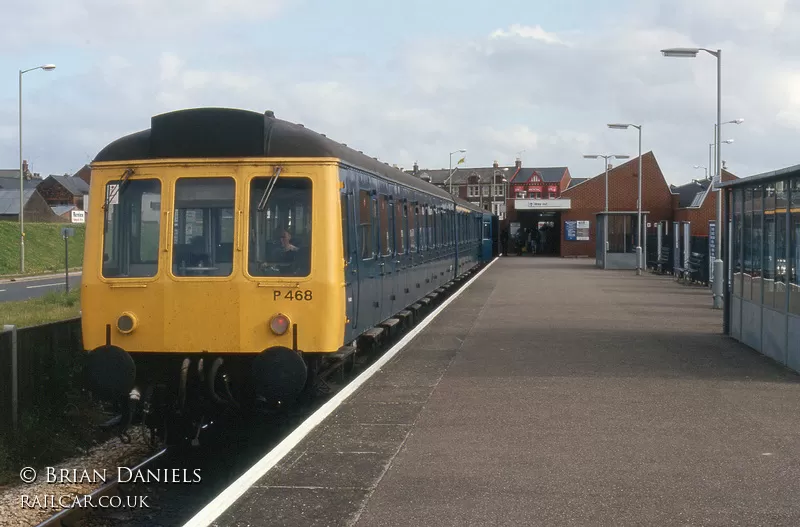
[[411, 151, 737, 259]]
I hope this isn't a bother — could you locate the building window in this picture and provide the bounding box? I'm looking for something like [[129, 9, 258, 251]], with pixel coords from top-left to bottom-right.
[[548, 192, 556, 199], [481, 185, 489, 197], [468, 185, 479, 197], [733, 188, 742, 297], [493, 184, 504, 197], [516, 191, 526, 199]]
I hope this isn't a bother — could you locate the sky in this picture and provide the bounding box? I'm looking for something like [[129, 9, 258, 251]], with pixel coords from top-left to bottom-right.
[[1, 0, 798, 185]]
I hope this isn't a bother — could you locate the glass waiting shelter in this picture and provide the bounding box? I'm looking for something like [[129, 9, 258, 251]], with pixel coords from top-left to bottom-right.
[[720, 166, 800, 372]]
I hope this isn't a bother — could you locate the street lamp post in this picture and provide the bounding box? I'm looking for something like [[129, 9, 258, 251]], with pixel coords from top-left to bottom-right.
[[447, 149, 466, 195], [694, 165, 708, 179], [709, 139, 734, 181], [583, 154, 630, 212], [661, 46, 723, 308], [711, 119, 742, 179], [18, 63, 56, 274], [608, 123, 643, 275]]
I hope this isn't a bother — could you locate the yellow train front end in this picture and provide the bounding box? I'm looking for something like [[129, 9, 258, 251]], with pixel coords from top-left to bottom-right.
[[82, 158, 346, 434]]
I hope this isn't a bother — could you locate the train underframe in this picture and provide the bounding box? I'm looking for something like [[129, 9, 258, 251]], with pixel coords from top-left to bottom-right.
[[85, 344, 360, 447]]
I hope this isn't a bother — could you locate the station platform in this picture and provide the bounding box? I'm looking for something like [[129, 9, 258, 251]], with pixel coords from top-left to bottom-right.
[[200, 257, 800, 526]]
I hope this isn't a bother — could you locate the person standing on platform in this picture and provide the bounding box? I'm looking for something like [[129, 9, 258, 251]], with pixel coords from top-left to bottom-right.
[[500, 228, 509, 256]]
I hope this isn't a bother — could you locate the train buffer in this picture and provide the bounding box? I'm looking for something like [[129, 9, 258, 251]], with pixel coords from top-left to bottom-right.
[[184, 258, 800, 527]]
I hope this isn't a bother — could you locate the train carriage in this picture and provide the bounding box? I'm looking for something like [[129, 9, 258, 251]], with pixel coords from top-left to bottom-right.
[[82, 108, 493, 442]]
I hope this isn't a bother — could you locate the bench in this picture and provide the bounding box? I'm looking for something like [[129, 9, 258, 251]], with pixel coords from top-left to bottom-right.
[[676, 252, 704, 284], [650, 246, 670, 274]]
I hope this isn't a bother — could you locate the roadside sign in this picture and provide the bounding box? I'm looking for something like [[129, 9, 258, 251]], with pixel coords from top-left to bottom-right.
[[71, 210, 85, 223], [61, 228, 75, 238]]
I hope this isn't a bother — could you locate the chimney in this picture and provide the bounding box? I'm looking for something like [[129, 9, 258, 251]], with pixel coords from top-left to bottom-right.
[[22, 160, 29, 179], [413, 161, 419, 176], [493, 160, 499, 168], [607, 163, 613, 170], [515, 158, 522, 169], [722, 160, 727, 170]]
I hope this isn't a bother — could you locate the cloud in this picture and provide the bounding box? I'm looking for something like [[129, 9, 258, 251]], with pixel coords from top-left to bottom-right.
[[0, 0, 286, 51], [2, 0, 800, 184], [489, 24, 570, 46]]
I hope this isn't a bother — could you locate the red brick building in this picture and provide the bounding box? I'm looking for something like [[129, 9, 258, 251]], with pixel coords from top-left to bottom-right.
[[559, 152, 674, 257], [36, 175, 90, 210], [671, 168, 738, 236]]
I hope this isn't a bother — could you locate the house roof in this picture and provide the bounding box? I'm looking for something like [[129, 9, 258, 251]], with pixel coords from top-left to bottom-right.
[[567, 177, 587, 189], [509, 167, 568, 184], [0, 175, 40, 190], [51, 204, 77, 216], [42, 175, 90, 195], [408, 166, 518, 185], [671, 179, 712, 208], [0, 189, 36, 215]]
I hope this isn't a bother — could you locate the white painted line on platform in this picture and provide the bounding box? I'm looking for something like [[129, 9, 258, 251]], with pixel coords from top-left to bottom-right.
[[26, 283, 62, 289], [0, 289, 6, 293], [181, 257, 498, 527]]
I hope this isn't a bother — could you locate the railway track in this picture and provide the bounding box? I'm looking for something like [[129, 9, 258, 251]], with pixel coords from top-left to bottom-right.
[[30, 269, 479, 527], [34, 448, 169, 527]]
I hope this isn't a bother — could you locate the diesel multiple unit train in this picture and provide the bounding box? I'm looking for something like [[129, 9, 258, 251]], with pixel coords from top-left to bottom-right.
[[82, 108, 496, 442]]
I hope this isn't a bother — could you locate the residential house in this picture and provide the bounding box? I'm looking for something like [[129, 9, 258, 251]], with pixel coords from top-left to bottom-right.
[[0, 189, 64, 222], [407, 160, 519, 219], [36, 174, 90, 212]]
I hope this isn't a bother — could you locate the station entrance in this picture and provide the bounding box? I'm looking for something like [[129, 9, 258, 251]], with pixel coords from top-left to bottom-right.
[[510, 211, 562, 256]]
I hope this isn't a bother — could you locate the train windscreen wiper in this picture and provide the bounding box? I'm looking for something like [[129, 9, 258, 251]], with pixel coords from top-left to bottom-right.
[[103, 168, 135, 210], [257, 166, 282, 212]]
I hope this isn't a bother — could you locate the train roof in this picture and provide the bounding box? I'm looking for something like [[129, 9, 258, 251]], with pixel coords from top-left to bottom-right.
[[93, 107, 486, 214]]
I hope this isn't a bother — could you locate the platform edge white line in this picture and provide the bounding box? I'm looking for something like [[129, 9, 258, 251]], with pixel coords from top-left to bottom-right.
[[181, 257, 498, 527]]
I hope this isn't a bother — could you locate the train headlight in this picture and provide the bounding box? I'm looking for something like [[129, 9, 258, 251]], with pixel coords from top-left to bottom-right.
[[117, 312, 138, 334], [269, 313, 290, 335]]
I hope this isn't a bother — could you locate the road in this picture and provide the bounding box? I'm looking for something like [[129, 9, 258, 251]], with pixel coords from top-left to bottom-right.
[[0, 272, 82, 302]]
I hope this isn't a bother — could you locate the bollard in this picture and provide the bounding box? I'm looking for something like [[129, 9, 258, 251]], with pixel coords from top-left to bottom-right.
[[3, 325, 18, 431]]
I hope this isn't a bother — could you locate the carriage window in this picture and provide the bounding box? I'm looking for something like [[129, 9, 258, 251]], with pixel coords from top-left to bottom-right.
[[395, 200, 405, 254], [358, 190, 372, 259], [102, 179, 161, 278], [172, 177, 235, 277], [380, 195, 391, 256], [248, 177, 312, 277], [409, 203, 417, 252]]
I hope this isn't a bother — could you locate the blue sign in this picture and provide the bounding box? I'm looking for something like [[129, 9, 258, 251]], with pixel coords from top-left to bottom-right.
[[565, 220, 577, 241]]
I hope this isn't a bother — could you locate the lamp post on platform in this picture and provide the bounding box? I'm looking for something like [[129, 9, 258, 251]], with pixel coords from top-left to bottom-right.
[[661, 46, 724, 308], [18, 63, 56, 273], [607, 123, 643, 275], [447, 149, 466, 195], [582, 154, 630, 212]]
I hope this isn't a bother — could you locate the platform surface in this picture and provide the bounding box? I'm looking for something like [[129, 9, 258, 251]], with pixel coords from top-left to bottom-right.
[[212, 257, 800, 526]]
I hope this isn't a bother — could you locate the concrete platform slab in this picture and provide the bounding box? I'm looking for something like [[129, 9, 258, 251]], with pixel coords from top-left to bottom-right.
[[207, 258, 800, 527]]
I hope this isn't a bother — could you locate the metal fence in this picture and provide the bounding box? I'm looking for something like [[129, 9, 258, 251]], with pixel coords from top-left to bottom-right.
[[0, 318, 83, 430]]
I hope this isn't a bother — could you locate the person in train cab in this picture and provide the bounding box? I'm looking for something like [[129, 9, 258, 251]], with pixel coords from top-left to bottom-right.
[[500, 228, 509, 256], [259, 228, 299, 273]]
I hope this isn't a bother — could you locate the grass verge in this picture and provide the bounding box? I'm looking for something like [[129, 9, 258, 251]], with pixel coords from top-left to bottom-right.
[[0, 289, 81, 328], [0, 222, 85, 276]]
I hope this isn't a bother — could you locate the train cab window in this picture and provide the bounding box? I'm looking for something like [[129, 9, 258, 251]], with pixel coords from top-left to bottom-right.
[[395, 200, 405, 254], [358, 190, 372, 259], [247, 176, 312, 277], [102, 179, 161, 278], [172, 177, 235, 277]]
